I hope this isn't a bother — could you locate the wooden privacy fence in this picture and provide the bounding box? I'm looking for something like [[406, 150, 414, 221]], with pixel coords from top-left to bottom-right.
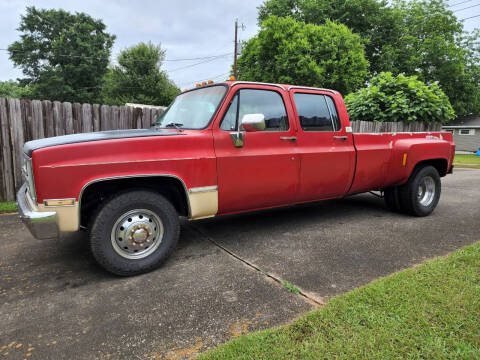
[[0, 95, 443, 202], [0, 97, 165, 202], [350, 120, 442, 133]]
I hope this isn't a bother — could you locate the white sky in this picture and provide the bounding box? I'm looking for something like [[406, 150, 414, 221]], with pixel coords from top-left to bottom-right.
[[0, 0, 478, 89]]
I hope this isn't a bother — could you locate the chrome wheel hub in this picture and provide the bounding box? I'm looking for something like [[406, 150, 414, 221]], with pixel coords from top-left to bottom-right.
[[111, 209, 164, 259], [417, 176, 436, 207]]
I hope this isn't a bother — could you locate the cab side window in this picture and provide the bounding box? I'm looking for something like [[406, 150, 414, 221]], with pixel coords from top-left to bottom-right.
[[293, 93, 338, 132], [220, 89, 289, 131]]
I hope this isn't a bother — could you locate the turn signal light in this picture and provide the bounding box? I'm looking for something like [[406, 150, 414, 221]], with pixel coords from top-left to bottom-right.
[[44, 199, 75, 207]]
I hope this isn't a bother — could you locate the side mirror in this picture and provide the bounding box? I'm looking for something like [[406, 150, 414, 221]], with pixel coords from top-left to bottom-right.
[[241, 114, 265, 132]]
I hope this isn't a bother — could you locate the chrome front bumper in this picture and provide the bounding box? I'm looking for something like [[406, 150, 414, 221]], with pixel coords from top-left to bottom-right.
[[17, 184, 59, 240]]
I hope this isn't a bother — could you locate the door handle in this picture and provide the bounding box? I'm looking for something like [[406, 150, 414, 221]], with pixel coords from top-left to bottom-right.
[[280, 136, 297, 141], [334, 136, 348, 141]]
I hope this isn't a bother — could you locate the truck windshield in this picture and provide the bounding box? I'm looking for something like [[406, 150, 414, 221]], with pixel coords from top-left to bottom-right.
[[155, 85, 227, 129]]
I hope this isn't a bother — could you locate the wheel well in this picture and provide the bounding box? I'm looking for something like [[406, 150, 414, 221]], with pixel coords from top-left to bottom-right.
[[80, 176, 189, 228], [414, 158, 448, 177]]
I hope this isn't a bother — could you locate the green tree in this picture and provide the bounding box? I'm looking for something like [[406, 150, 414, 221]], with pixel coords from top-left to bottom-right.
[[258, 0, 480, 116], [237, 16, 368, 95], [344, 72, 455, 124], [101, 42, 179, 106], [8, 6, 115, 103], [0, 80, 33, 99], [257, 0, 402, 75], [382, 0, 478, 116]]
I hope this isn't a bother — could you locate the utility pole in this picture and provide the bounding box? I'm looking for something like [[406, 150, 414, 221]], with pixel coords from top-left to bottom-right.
[[233, 19, 245, 79]]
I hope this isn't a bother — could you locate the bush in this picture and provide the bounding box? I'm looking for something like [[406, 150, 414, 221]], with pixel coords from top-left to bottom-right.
[[344, 72, 455, 124]]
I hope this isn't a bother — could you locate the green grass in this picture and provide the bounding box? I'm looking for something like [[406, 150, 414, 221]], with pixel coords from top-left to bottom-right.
[[281, 281, 300, 295], [454, 154, 480, 168], [0, 201, 17, 213], [200, 243, 480, 360]]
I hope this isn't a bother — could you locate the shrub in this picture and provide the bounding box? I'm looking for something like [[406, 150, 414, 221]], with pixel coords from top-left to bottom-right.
[[344, 72, 455, 123]]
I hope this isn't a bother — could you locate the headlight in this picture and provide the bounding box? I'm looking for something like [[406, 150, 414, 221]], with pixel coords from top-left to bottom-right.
[[23, 154, 37, 203]]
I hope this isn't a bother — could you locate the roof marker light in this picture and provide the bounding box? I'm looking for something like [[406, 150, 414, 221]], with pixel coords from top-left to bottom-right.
[[229, 76, 236, 81], [201, 81, 207, 86], [196, 83, 201, 87], [208, 80, 213, 84]]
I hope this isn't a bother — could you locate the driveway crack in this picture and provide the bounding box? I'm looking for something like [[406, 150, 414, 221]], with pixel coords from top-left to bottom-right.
[[188, 224, 325, 308]]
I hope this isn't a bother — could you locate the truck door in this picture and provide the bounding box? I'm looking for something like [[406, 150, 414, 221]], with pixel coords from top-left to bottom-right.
[[213, 85, 299, 214], [289, 89, 355, 201]]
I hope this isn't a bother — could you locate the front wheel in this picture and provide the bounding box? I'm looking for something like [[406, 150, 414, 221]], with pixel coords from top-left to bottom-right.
[[89, 190, 180, 276], [399, 165, 441, 217]]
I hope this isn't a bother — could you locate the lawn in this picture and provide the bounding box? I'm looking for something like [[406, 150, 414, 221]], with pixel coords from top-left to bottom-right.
[[454, 154, 480, 168], [0, 201, 17, 213], [200, 242, 480, 360]]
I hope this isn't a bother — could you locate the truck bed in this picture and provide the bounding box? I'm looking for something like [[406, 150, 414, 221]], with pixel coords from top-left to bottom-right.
[[348, 131, 455, 195]]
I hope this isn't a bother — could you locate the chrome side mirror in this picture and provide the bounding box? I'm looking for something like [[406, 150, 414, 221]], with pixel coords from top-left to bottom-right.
[[230, 132, 244, 148], [241, 113, 265, 132]]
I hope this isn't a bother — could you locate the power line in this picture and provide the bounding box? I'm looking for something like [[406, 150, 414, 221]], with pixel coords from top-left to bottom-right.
[[460, 13, 480, 20], [0, 48, 233, 63], [452, 3, 480, 12], [166, 55, 231, 73], [448, 0, 476, 8]]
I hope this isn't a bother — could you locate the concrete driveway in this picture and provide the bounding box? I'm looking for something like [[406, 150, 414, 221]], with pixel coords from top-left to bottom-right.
[[1, 168, 479, 359]]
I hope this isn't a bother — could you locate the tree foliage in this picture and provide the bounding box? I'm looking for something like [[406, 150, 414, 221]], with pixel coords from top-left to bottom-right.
[[0, 80, 33, 99], [8, 6, 115, 103], [101, 42, 179, 106], [344, 72, 455, 124], [257, 0, 480, 116], [237, 16, 368, 95], [258, 0, 400, 75]]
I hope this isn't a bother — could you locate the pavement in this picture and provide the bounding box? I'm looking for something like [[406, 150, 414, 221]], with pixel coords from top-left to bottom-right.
[[0, 168, 479, 359]]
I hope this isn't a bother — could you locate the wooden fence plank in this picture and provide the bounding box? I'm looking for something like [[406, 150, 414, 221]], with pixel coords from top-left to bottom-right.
[[112, 106, 119, 130], [0, 98, 15, 201], [53, 101, 64, 136], [64, 102, 73, 135], [43, 100, 54, 138], [82, 103, 93, 133], [92, 104, 100, 132], [73, 103, 82, 133], [100, 105, 111, 131], [21, 99, 32, 142], [142, 108, 151, 129], [8, 98, 24, 192], [31, 100, 45, 140], [119, 106, 127, 129]]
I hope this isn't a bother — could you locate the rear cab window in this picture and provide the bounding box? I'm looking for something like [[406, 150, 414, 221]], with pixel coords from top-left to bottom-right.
[[293, 93, 341, 132]]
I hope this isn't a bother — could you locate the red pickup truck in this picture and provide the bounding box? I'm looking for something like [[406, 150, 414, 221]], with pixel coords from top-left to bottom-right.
[[18, 81, 455, 275]]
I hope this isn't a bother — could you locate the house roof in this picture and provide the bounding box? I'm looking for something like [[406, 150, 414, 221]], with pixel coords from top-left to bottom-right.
[[443, 115, 480, 128]]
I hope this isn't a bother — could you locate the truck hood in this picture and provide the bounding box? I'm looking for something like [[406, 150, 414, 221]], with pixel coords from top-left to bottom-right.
[[23, 128, 180, 157]]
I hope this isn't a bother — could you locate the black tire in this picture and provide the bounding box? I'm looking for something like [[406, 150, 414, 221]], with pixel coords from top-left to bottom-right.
[[89, 190, 179, 276], [384, 187, 402, 212], [398, 165, 441, 217]]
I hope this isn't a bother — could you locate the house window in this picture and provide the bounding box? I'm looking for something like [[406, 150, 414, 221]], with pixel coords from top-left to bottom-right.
[[459, 129, 475, 135]]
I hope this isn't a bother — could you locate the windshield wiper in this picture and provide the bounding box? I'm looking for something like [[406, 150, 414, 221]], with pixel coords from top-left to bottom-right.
[[164, 122, 184, 132]]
